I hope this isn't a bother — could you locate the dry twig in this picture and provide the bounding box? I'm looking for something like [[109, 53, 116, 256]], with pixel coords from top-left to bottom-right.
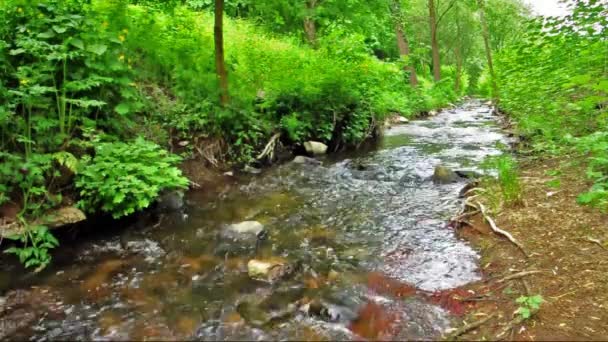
[[475, 201, 529, 258], [497, 270, 544, 283], [446, 312, 498, 340]]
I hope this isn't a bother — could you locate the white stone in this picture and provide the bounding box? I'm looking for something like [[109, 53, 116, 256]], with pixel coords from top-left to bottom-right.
[[228, 221, 265, 235], [303, 141, 328, 156]]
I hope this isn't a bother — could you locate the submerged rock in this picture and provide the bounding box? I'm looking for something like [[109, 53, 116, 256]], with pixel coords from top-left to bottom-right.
[[293, 156, 322, 166], [243, 165, 263, 174], [304, 141, 328, 156], [432, 165, 459, 184], [157, 190, 184, 211], [0, 287, 63, 340], [227, 221, 265, 236], [247, 258, 294, 283]]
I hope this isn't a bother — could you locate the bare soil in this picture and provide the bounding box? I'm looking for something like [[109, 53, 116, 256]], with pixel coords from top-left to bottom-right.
[[451, 156, 608, 341]]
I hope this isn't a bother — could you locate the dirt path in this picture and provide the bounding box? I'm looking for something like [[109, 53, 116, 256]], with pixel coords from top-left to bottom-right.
[[450, 156, 608, 341]]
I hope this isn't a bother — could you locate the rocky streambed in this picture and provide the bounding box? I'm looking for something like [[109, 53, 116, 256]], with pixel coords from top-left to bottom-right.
[[0, 100, 512, 341]]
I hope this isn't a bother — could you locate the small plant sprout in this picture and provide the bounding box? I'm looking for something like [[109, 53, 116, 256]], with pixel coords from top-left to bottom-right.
[[515, 295, 544, 320]]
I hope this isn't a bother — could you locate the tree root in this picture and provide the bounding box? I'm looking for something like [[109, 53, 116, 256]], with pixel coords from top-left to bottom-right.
[[256, 133, 281, 162], [497, 270, 544, 283], [446, 312, 498, 340], [582, 236, 607, 250], [475, 201, 529, 258], [495, 315, 527, 340]]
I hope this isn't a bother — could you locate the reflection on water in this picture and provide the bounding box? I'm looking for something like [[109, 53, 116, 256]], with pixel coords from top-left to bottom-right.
[[0, 100, 511, 341]]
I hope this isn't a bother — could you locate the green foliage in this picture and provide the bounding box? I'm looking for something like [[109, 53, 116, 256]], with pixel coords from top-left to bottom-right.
[[482, 154, 522, 205], [4, 224, 59, 271], [494, 0, 607, 210], [0, 0, 139, 154], [573, 132, 608, 210], [515, 294, 544, 319], [76, 137, 189, 219]]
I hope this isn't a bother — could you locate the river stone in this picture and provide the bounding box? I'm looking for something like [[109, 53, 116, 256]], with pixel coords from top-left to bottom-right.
[[247, 258, 293, 283], [228, 221, 265, 236], [293, 156, 322, 166], [157, 190, 184, 211], [303, 141, 328, 156], [432, 165, 459, 184], [455, 170, 484, 179], [243, 165, 262, 174]]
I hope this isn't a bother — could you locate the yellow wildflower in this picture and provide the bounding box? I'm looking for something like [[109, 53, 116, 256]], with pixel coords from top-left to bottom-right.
[[119, 54, 125, 61], [16, 7, 22, 13], [19, 79, 29, 86], [118, 35, 126, 42]]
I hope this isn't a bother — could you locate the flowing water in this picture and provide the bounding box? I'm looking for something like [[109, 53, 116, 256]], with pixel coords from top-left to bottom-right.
[[0, 100, 511, 341]]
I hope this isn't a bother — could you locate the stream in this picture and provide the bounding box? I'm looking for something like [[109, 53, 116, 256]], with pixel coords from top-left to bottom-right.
[[0, 100, 512, 341]]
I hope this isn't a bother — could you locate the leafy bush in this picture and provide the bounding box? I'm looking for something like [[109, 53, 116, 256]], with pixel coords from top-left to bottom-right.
[[4, 224, 59, 271], [0, 0, 139, 155], [574, 132, 608, 210], [76, 137, 189, 218]]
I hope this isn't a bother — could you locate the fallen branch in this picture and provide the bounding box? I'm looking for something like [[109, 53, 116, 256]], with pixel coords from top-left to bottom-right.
[[446, 312, 498, 340], [497, 270, 544, 283], [582, 236, 607, 250], [451, 210, 480, 223], [476, 202, 529, 258], [256, 133, 281, 161], [495, 315, 527, 340]]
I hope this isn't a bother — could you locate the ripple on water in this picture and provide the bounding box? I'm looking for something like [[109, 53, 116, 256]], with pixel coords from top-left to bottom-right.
[[10, 101, 510, 341]]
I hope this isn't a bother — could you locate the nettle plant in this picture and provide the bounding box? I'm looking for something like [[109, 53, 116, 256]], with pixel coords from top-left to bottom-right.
[[0, 0, 139, 154]]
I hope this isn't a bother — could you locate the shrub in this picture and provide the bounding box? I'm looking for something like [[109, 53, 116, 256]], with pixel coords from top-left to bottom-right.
[[76, 137, 189, 218]]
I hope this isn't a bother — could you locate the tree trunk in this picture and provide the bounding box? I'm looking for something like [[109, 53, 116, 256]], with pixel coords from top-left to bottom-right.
[[393, 1, 418, 87], [304, 0, 318, 47], [214, 0, 229, 106], [455, 45, 462, 93], [477, 0, 499, 102], [428, 0, 441, 82]]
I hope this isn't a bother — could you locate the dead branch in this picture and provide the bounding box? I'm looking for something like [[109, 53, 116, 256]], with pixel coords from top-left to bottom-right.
[[256, 133, 281, 161], [497, 270, 544, 283], [582, 236, 607, 250], [451, 209, 480, 223], [495, 315, 527, 340], [475, 201, 529, 258], [446, 312, 498, 340]]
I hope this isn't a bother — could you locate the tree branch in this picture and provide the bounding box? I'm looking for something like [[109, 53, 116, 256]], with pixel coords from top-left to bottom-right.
[[437, 0, 458, 25]]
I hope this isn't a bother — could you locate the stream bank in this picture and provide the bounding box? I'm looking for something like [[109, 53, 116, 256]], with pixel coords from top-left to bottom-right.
[[449, 156, 608, 340], [0, 100, 513, 341]]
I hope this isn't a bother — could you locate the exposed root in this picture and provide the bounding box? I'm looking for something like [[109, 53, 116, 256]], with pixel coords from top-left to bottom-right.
[[445, 312, 498, 340], [475, 201, 529, 258], [495, 315, 527, 340], [497, 270, 544, 283], [582, 237, 607, 251], [451, 210, 480, 224], [194, 137, 226, 167], [256, 133, 281, 162]]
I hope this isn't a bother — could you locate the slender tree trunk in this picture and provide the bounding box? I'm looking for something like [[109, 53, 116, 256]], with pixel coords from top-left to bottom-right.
[[304, 0, 318, 47], [455, 45, 462, 93], [214, 0, 229, 106], [477, 0, 499, 102], [393, 1, 418, 87], [428, 0, 441, 82]]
